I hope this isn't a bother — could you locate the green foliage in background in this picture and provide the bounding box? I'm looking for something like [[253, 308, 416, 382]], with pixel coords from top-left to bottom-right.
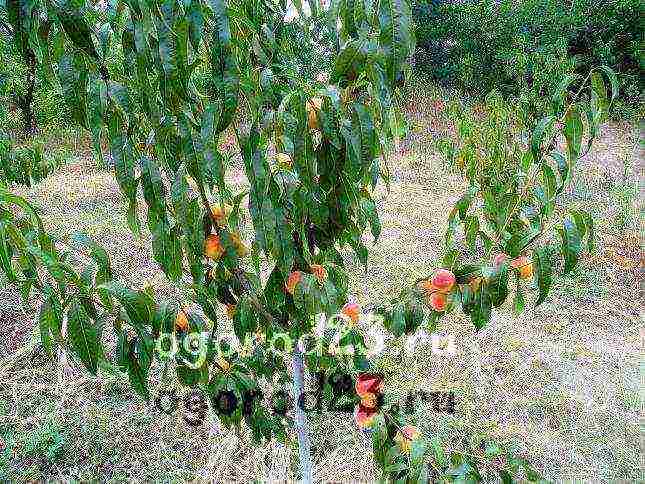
[[413, 0, 643, 117]]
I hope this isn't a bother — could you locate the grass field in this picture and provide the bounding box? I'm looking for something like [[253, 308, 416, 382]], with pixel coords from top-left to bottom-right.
[[1, 86, 642, 482]]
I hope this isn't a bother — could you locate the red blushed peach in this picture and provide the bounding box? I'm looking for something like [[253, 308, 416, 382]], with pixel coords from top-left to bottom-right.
[[493, 252, 509, 267], [428, 291, 448, 312], [354, 404, 377, 429], [512, 255, 533, 279], [204, 234, 225, 260], [430, 269, 456, 293], [285, 271, 303, 294], [310, 264, 327, 283], [355, 373, 384, 397], [394, 425, 421, 453]]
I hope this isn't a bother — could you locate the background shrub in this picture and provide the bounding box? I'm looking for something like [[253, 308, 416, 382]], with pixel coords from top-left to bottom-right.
[[413, 0, 643, 117]]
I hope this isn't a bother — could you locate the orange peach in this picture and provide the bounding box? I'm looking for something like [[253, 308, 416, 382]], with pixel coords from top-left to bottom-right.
[[512, 255, 533, 279], [285, 271, 303, 295], [428, 291, 448, 312], [430, 269, 455, 293], [310, 264, 327, 283], [342, 302, 360, 325], [204, 234, 225, 260], [175, 310, 189, 332]]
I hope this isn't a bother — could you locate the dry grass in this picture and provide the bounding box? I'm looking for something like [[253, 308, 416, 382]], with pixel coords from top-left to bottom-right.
[[0, 85, 642, 482]]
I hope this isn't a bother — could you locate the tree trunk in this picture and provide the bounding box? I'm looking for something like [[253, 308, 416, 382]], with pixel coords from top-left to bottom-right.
[[16, 49, 37, 135], [292, 344, 313, 483]]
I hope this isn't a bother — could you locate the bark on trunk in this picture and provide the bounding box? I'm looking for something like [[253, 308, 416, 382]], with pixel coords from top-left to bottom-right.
[[16, 49, 37, 135], [292, 344, 313, 483]]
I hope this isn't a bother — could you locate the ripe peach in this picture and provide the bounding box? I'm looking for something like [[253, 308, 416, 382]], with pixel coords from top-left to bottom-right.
[[204, 234, 225, 260], [175, 310, 189, 332], [355, 373, 384, 397], [493, 252, 509, 267], [307, 97, 323, 130], [430, 269, 455, 293], [342, 302, 360, 325], [285, 270, 303, 295], [512, 255, 533, 279], [354, 404, 377, 429], [310, 264, 327, 283], [394, 425, 421, 453], [428, 291, 448, 312], [360, 391, 378, 409], [211, 203, 232, 226], [276, 153, 292, 169]]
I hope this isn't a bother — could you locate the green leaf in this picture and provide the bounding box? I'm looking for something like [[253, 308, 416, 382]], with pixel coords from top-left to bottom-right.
[[551, 74, 579, 115], [0, 222, 16, 281], [208, 0, 239, 133], [563, 106, 583, 164], [531, 116, 555, 161], [558, 219, 582, 274], [72, 233, 112, 278], [58, 54, 89, 128], [465, 215, 479, 250], [378, 0, 414, 85], [67, 299, 100, 375], [533, 246, 552, 306], [233, 297, 258, 342], [127, 339, 151, 400], [100, 281, 155, 333], [470, 283, 492, 330], [570, 209, 594, 252], [361, 196, 381, 241], [57, 7, 101, 61], [513, 281, 525, 315], [39, 291, 61, 358], [489, 265, 509, 308], [331, 40, 366, 87], [598, 66, 619, 103], [139, 155, 167, 215], [590, 71, 609, 117]]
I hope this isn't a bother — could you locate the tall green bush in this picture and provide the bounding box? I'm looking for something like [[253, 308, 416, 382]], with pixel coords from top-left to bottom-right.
[[413, 0, 643, 117]]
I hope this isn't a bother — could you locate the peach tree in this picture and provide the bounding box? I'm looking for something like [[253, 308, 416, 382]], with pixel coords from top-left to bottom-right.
[[0, 0, 617, 481]]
